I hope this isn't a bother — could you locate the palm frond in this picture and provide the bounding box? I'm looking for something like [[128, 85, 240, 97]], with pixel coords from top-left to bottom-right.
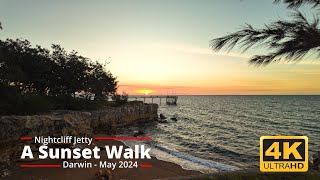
[[249, 54, 279, 66], [210, 11, 320, 65], [274, 0, 320, 8]]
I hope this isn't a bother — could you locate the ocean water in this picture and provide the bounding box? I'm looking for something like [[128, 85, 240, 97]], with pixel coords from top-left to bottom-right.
[[124, 95, 320, 172]]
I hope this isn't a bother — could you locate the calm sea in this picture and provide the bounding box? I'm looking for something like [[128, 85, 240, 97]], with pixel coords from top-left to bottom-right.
[[124, 95, 320, 172]]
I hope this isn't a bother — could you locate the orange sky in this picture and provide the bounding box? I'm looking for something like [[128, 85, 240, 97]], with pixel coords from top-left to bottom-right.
[[3, 1, 320, 95], [115, 56, 320, 95]]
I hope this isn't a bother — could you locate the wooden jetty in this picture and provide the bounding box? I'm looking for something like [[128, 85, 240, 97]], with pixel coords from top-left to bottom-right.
[[131, 95, 178, 105]]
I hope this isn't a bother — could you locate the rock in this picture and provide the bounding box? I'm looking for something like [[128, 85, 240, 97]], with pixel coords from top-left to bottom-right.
[[94, 169, 112, 180], [0, 114, 92, 144], [171, 117, 177, 121], [157, 119, 168, 123], [159, 114, 167, 119], [1, 169, 10, 178], [133, 130, 145, 137], [313, 159, 320, 171], [0, 101, 158, 144], [312, 152, 320, 171]]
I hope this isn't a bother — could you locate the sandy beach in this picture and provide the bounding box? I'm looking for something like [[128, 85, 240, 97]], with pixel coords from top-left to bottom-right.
[[5, 140, 201, 180]]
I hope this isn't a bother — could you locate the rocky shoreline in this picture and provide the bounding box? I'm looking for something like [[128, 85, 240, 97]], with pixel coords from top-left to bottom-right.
[[0, 101, 203, 179], [0, 101, 158, 144]]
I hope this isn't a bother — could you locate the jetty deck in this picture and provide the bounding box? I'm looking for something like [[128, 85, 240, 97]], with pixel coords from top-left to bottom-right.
[[130, 95, 178, 105]]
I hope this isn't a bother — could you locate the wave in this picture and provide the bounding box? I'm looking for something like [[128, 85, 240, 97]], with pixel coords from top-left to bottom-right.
[[122, 140, 240, 173]]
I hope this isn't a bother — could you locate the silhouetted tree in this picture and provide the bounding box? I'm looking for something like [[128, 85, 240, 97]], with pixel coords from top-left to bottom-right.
[[0, 22, 117, 99], [0, 39, 55, 94], [87, 62, 118, 100], [50, 45, 92, 95], [210, 0, 320, 65]]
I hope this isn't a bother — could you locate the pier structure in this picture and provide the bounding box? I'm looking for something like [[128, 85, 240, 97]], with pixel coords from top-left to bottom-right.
[[131, 95, 178, 105]]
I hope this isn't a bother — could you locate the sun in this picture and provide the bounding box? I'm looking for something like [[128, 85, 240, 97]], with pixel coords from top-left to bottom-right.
[[144, 89, 153, 95], [134, 89, 154, 95]]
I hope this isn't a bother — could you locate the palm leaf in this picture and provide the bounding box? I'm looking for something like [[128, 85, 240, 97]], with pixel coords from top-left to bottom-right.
[[274, 0, 320, 8], [210, 11, 320, 65]]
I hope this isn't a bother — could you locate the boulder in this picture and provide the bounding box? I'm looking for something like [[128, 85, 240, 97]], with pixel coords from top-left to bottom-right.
[[159, 114, 167, 119]]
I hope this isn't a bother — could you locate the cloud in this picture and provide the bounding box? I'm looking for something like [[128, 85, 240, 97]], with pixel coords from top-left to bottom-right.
[[147, 42, 251, 59], [147, 42, 320, 64], [284, 61, 320, 65]]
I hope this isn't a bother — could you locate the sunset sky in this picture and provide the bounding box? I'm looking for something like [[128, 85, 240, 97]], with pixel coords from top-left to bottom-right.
[[1, 0, 320, 95]]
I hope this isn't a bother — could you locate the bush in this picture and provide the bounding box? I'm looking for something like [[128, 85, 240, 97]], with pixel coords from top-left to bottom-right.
[[17, 95, 56, 115], [0, 86, 109, 115], [111, 93, 128, 106], [0, 90, 55, 115], [53, 95, 90, 110]]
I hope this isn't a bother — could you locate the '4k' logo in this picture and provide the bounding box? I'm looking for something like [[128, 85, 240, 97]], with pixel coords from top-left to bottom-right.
[[265, 141, 302, 160], [260, 136, 308, 172]]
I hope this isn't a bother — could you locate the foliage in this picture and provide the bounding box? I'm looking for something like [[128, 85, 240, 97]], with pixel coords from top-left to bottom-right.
[[274, 0, 320, 8], [0, 84, 55, 115], [0, 39, 117, 96], [0, 93, 107, 115], [0, 24, 118, 115], [210, 0, 320, 65], [87, 62, 118, 100], [111, 92, 129, 106]]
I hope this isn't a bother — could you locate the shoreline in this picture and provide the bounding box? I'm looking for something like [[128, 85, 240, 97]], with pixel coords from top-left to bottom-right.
[[121, 139, 241, 174]]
